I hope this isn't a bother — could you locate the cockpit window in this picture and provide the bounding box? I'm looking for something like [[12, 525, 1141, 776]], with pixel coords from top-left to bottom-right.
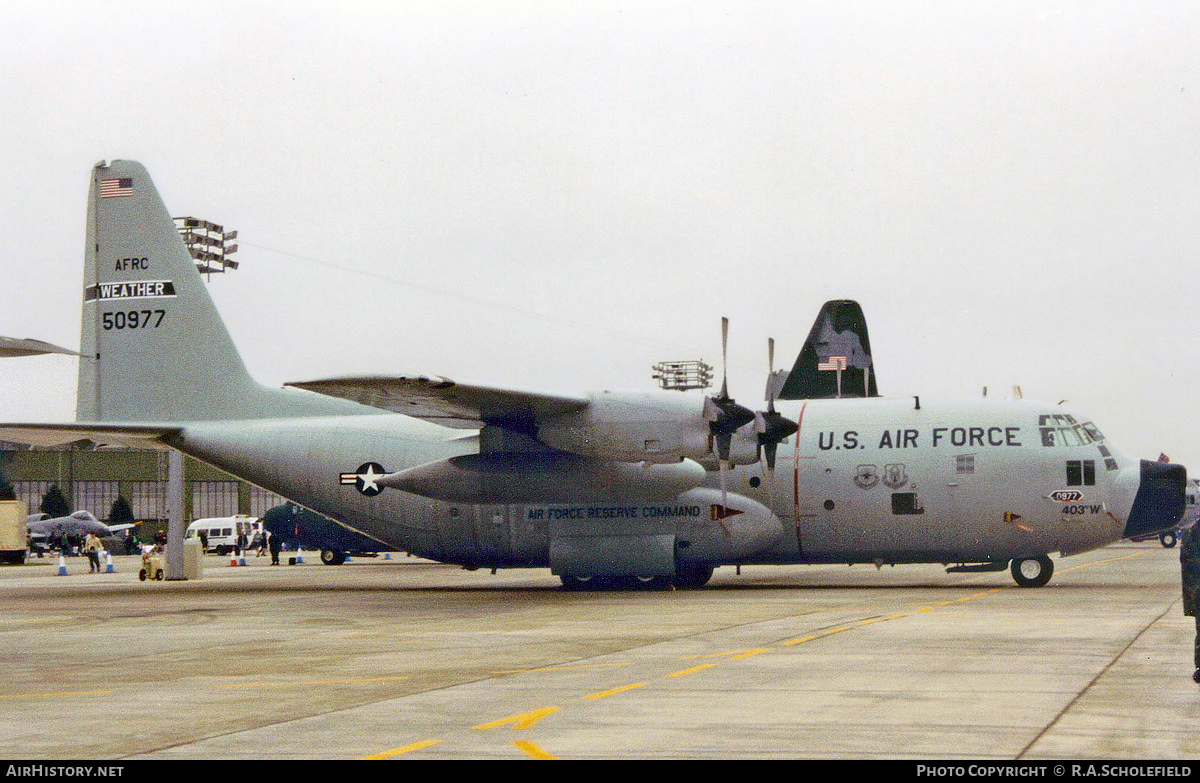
[[1040, 415, 1105, 446]]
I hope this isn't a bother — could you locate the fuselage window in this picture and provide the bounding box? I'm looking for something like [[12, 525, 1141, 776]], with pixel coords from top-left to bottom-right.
[[1066, 460, 1096, 486], [1039, 416, 1106, 447]]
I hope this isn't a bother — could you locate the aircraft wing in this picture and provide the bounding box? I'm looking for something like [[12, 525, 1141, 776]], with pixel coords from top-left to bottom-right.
[[286, 375, 589, 429], [0, 423, 180, 449]]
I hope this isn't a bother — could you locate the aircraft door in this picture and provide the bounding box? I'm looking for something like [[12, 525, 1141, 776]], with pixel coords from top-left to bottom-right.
[[792, 456, 823, 555], [946, 481, 976, 555], [796, 456, 894, 558]]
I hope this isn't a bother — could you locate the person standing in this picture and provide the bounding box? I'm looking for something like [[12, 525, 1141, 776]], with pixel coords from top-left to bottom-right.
[[84, 532, 102, 574], [268, 529, 282, 565], [1180, 522, 1200, 683]]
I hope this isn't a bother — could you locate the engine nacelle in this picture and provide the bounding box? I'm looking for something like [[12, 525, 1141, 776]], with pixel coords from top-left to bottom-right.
[[673, 487, 782, 563], [723, 423, 762, 467], [379, 452, 707, 504], [537, 390, 760, 466]]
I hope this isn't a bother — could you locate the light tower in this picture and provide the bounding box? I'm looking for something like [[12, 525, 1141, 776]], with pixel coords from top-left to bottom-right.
[[172, 217, 239, 279], [651, 360, 713, 392]]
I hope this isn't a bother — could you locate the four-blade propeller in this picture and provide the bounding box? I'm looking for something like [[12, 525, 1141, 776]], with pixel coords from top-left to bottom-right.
[[703, 317, 756, 464], [754, 337, 799, 473], [703, 318, 797, 511]]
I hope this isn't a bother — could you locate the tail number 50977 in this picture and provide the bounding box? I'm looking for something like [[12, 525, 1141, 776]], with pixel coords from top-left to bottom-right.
[[102, 309, 166, 330]]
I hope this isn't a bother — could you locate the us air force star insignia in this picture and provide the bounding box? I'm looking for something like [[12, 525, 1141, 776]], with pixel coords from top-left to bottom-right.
[[854, 464, 879, 490], [340, 462, 387, 497]]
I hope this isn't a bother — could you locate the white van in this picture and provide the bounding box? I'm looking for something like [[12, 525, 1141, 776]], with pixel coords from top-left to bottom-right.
[[186, 515, 260, 554]]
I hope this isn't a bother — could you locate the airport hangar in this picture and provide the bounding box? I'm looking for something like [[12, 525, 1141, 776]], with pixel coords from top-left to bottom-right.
[[0, 442, 286, 535]]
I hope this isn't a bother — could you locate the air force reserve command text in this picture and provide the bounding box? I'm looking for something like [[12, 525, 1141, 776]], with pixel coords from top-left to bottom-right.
[[916, 766, 1192, 779], [7, 767, 124, 778]]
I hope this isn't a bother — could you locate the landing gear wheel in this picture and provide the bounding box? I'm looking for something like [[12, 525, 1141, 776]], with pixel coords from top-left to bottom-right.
[[633, 575, 672, 590], [560, 575, 596, 590], [1010, 555, 1053, 588], [321, 549, 346, 565], [674, 563, 714, 589], [1160, 530, 1179, 548]]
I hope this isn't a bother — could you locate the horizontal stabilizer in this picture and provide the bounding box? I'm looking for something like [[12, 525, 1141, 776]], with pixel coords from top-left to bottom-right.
[[0, 336, 80, 358], [778, 299, 878, 400], [0, 422, 180, 449], [287, 375, 588, 429]]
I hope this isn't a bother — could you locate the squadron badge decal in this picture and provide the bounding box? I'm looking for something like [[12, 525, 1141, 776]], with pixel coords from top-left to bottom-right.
[[882, 463, 908, 489], [854, 464, 880, 490]]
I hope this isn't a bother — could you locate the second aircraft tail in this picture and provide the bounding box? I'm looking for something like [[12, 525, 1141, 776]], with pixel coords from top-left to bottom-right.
[[775, 299, 878, 400]]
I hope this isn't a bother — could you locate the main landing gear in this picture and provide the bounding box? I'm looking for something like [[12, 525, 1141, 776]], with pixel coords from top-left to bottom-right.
[[1010, 555, 1054, 588], [560, 564, 714, 591]]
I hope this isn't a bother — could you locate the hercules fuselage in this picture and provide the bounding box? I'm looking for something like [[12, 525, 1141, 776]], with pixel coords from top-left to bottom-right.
[[171, 395, 1144, 573]]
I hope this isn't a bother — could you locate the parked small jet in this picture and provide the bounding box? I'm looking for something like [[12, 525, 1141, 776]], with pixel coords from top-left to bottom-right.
[[26, 510, 137, 551], [260, 503, 397, 565], [0, 161, 1185, 588]]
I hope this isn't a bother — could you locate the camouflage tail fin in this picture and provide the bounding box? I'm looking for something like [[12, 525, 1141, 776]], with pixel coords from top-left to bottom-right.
[[775, 300, 878, 400]]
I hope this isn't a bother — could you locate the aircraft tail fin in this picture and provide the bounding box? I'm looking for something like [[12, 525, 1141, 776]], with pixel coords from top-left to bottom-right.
[[776, 299, 878, 400], [76, 160, 360, 422]]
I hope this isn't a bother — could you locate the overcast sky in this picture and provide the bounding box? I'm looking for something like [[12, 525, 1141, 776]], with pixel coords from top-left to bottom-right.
[[1, 1, 1197, 465]]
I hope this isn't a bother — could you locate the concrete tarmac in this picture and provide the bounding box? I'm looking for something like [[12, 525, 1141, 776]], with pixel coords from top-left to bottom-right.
[[1, 542, 1198, 760]]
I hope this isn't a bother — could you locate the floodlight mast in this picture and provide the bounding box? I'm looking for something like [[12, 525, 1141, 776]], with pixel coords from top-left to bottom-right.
[[652, 360, 713, 392], [172, 217, 239, 280]]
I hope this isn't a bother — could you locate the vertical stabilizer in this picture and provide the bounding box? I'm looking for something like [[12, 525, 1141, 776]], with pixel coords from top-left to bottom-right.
[[777, 299, 878, 400], [76, 160, 357, 422]]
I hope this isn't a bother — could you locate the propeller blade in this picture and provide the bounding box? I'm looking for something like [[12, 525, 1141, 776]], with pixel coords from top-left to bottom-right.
[[763, 441, 778, 472], [717, 458, 732, 534], [705, 316, 753, 460], [767, 337, 777, 413], [716, 431, 732, 462], [755, 409, 797, 475], [720, 316, 730, 400]]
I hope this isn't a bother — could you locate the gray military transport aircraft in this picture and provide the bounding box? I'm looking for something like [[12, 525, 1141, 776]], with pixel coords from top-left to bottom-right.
[[0, 161, 1186, 589]]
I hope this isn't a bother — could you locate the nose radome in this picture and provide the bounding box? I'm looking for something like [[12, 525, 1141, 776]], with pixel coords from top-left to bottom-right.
[[1124, 460, 1187, 540]]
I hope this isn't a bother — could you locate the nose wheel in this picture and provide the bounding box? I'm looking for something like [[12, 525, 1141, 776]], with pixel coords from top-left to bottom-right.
[[1010, 555, 1053, 588]]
